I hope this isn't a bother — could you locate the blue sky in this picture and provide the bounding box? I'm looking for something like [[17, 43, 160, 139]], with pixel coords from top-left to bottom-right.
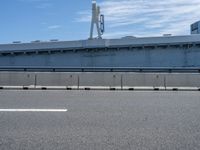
[[0, 0, 200, 43]]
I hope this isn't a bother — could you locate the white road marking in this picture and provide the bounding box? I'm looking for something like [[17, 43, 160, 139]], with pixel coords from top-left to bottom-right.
[[0, 109, 68, 112]]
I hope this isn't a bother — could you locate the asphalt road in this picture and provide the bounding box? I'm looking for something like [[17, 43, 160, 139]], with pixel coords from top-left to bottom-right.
[[0, 90, 200, 150]]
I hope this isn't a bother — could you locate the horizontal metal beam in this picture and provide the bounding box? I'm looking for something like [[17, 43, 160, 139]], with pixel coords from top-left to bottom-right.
[[0, 67, 200, 73]]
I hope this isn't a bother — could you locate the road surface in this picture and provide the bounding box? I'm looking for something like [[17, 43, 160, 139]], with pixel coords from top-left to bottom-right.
[[0, 90, 200, 150]]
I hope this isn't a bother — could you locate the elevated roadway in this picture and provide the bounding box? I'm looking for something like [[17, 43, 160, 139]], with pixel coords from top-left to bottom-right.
[[0, 35, 200, 68]]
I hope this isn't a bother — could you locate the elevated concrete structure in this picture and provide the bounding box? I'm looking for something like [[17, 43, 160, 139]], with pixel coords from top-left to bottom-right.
[[0, 35, 200, 68]]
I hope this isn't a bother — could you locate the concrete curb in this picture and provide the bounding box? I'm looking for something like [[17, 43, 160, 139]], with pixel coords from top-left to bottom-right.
[[0, 86, 199, 91]]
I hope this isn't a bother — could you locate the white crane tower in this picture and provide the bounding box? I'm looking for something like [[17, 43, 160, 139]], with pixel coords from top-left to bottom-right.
[[89, 0, 105, 39]]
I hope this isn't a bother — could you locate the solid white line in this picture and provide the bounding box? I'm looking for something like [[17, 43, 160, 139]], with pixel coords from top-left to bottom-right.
[[0, 109, 68, 112]]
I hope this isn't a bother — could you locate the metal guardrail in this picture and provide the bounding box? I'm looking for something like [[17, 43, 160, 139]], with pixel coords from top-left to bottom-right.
[[0, 67, 200, 73]]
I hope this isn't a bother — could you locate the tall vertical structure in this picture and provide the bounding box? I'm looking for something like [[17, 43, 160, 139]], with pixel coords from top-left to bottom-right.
[[89, 0, 105, 39], [191, 21, 200, 34]]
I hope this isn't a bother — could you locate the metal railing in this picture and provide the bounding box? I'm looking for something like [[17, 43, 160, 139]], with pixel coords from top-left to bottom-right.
[[0, 67, 200, 73]]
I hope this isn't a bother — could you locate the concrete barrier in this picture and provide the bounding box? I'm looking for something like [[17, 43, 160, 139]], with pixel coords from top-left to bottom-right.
[[78, 72, 122, 89], [36, 72, 78, 87], [165, 73, 200, 87], [0, 72, 200, 90], [122, 73, 165, 88], [0, 72, 35, 86]]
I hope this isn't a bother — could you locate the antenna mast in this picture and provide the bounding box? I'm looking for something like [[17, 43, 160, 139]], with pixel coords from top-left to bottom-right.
[[89, 0, 105, 39]]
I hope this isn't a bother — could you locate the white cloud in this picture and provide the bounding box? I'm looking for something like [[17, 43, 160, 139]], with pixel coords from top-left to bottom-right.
[[47, 25, 61, 29], [77, 0, 200, 38]]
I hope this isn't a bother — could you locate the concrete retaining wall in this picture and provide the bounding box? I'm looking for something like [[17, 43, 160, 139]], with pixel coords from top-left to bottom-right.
[[0, 72, 200, 90]]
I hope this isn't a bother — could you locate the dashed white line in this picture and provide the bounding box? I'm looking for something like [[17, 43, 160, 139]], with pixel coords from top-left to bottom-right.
[[0, 109, 68, 112]]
